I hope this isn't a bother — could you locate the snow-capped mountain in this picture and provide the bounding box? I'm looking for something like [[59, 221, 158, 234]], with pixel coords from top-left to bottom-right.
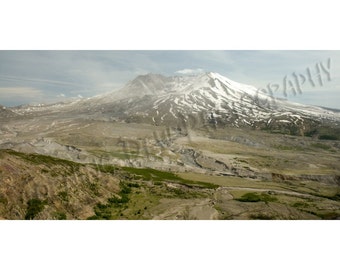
[[72, 72, 340, 134], [7, 72, 340, 135]]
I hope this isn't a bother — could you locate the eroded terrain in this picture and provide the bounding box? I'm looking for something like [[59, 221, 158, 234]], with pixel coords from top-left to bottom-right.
[[1, 114, 339, 220]]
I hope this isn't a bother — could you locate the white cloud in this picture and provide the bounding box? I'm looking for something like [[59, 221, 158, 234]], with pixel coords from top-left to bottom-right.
[[175, 68, 204, 75], [58, 93, 66, 97]]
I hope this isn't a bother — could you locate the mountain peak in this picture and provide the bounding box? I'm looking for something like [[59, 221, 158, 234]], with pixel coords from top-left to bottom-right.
[[101, 72, 260, 102], [126, 73, 168, 93]]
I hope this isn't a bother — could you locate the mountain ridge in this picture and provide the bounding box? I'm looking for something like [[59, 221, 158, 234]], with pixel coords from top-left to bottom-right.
[[82, 72, 340, 134], [4, 72, 340, 136]]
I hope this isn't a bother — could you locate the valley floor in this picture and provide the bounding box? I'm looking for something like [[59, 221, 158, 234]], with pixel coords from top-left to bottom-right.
[[0, 117, 339, 219]]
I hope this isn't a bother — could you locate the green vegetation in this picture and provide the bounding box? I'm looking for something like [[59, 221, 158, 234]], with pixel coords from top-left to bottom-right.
[[87, 167, 216, 220], [250, 214, 275, 220], [291, 197, 340, 220], [329, 193, 340, 201], [235, 192, 277, 203], [169, 187, 187, 197], [58, 191, 69, 202], [122, 167, 182, 181], [86, 181, 100, 195], [89, 203, 113, 220], [126, 182, 140, 188], [7, 150, 81, 177], [314, 126, 340, 141], [311, 143, 331, 150], [88, 181, 132, 220], [273, 144, 305, 151], [315, 212, 339, 220], [319, 134, 338, 140], [0, 195, 8, 205], [122, 167, 218, 189], [120, 184, 132, 194], [236, 192, 262, 202], [319, 192, 340, 202], [25, 199, 47, 220], [9, 150, 80, 167], [54, 212, 67, 220], [179, 172, 288, 191], [107, 194, 129, 204], [292, 202, 310, 208]]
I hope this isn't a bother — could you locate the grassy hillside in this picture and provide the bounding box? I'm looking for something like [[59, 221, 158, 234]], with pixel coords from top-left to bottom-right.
[[0, 150, 339, 220]]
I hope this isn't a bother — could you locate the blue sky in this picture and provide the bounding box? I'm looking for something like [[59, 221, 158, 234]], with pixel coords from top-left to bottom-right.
[[0, 50, 339, 109]]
